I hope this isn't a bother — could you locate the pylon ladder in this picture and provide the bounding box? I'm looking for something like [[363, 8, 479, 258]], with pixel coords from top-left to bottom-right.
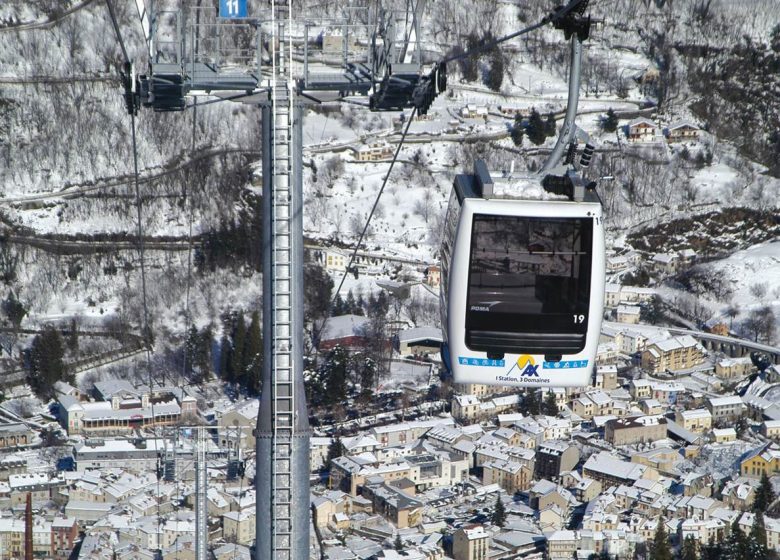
[[269, 0, 296, 557]]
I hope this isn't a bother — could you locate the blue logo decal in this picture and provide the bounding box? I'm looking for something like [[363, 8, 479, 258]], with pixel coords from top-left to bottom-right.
[[543, 359, 589, 369], [458, 357, 506, 367], [219, 0, 247, 18], [516, 355, 540, 377]]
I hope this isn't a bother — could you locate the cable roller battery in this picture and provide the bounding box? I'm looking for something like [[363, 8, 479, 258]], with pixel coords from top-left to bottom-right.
[[580, 143, 595, 168]]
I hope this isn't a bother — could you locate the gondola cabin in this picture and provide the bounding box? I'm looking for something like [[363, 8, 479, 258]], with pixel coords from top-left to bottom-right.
[[440, 161, 605, 387]]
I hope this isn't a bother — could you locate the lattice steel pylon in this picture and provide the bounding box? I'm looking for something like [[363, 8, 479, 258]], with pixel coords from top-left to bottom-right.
[[256, 2, 312, 559], [126, 1, 431, 557]]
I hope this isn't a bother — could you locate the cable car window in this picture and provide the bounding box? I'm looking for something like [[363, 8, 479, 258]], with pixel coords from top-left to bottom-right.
[[466, 214, 593, 354]]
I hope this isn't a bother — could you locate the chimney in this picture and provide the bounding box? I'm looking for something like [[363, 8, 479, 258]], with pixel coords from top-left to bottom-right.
[[25, 492, 33, 560]]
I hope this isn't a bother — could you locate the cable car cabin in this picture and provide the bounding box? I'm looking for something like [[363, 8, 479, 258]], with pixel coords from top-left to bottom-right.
[[440, 161, 605, 387]]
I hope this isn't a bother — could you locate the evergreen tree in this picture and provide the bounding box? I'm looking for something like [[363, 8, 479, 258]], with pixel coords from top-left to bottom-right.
[[219, 335, 231, 380], [699, 543, 721, 560], [649, 518, 673, 560], [27, 325, 69, 400], [195, 325, 213, 382], [681, 535, 699, 560], [322, 346, 350, 404], [725, 519, 748, 560], [324, 435, 345, 471], [511, 122, 525, 146], [754, 472, 776, 512], [243, 311, 262, 394], [2, 291, 26, 331], [345, 290, 359, 315], [603, 108, 619, 132], [230, 314, 247, 383], [304, 264, 333, 323], [355, 294, 366, 316], [67, 318, 79, 355], [487, 48, 504, 91], [356, 355, 377, 397], [526, 390, 540, 416], [749, 513, 769, 560], [368, 291, 389, 318], [544, 112, 557, 137], [394, 533, 404, 552], [543, 391, 559, 416], [332, 294, 346, 316], [184, 325, 199, 376], [491, 494, 506, 527], [526, 109, 547, 146], [463, 33, 480, 82]]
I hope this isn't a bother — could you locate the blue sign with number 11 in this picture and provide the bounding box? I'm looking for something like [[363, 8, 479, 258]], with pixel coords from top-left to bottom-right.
[[219, 0, 247, 18]]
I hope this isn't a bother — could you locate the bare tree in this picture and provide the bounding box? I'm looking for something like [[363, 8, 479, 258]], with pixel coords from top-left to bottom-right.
[[750, 282, 769, 303]]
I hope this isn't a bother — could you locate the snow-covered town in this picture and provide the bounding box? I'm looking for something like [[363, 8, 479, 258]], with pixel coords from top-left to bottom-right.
[[1, 0, 780, 559]]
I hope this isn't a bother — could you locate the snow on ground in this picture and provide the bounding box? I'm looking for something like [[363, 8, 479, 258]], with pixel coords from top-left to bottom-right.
[[704, 240, 780, 321], [689, 161, 743, 205]]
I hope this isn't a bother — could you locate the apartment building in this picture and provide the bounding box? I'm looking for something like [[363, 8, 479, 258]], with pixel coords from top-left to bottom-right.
[[605, 416, 667, 446], [452, 525, 490, 560], [706, 396, 745, 424], [675, 408, 712, 433], [641, 335, 705, 373]]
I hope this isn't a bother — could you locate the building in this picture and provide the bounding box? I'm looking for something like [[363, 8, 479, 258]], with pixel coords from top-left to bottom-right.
[[52, 517, 80, 558], [534, 441, 580, 480], [605, 416, 668, 446], [547, 530, 577, 559], [649, 381, 685, 404], [370, 418, 455, 448], [712, 428, 737, 443], [452, 395, 481, 423], [452, 525, 489, 560], [641, 335, 705, 373], [572, 391, 613, 420], [630, 379, 652, 400], [675, 408, 712, 433], [73, 438, 193, 473], [0, 423, 34, 449], [626, 117, 657, 142], [218, 400, 259, 450], [666, 121, 700, 143], [741, 443, 780, 478], [762, 421, 780, 439], [330, 446, 467, 496], [424, 265, 441, 287], [361, 480, 424, 528], [322, 29, 359, 54], [583, 452, 651, 487], [317, 248, 348, 271], [715, 357, 753, 380], [706, 395, 745, 424], [639, 399, 665, 415], [606, 255, 630, 273], [223, 509, 255, 545], [498, 105, 532, 118], [394, 327, 442, 357], [651, 253, 679, 275], [616, 305, 641, 324], [482, 459, 534, 494], [355, 142, 393, 161], [595, 366, 618, 391], [317, 314, 372, 351], [604, 284, 621, 308], [460, 104, 488, 119], [59, 383, 191, 436]]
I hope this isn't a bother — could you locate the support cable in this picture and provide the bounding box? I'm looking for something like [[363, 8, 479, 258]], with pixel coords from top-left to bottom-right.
[[103, 1, 161, 551], [331, 106, 417, 305]]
